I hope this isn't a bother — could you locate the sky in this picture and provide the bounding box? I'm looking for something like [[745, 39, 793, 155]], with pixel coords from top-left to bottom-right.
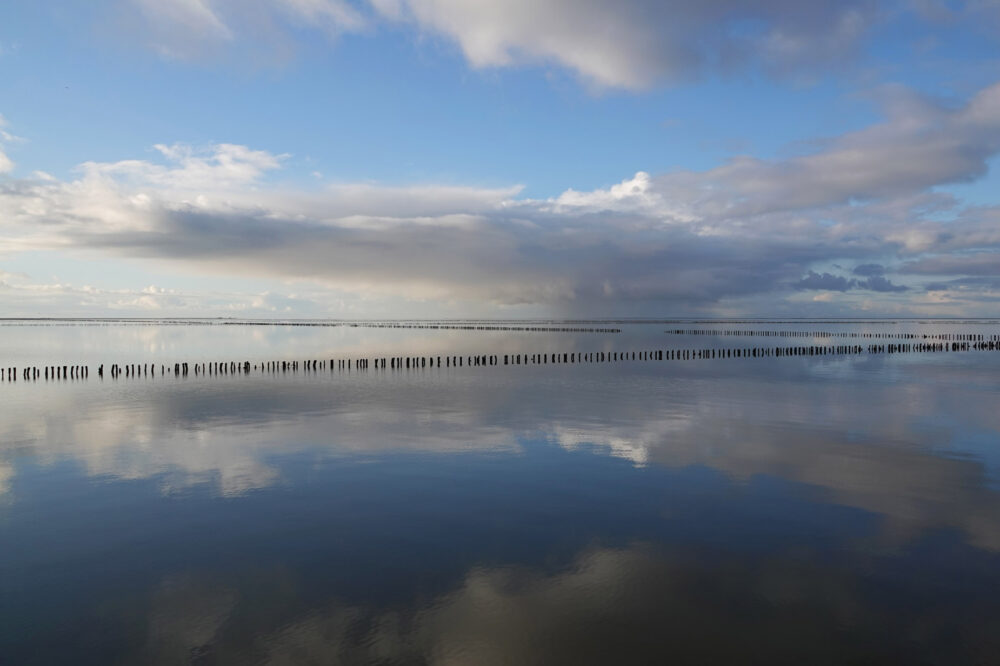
[[0, 0, 999, 318]]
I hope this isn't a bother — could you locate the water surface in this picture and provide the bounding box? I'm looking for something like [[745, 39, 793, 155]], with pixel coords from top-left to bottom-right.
[[2, 320, 1000, 664]]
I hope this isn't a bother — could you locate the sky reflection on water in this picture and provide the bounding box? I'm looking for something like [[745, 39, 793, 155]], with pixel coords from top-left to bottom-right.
[[2, 322, 1000, 664]]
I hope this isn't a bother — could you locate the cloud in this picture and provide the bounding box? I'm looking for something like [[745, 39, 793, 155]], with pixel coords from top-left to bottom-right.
[[547, 171, 691, 219], [855, 275, 909, 292], [925, 276, 1000, 292], [852, 263, 886, 276], [129, 0, 234, 59], [1, 80, 1000, 315], [122, 0, 368, 61], [371, 0, 878, 90], [117, 0, 881, 84], [656, 81, 1000, 216], [110, 1, 1000, 90], [82, 142, 286, 191], [795, 271, 855, 291], [0, 113, 14, 174], [794, 270, 908, 294]]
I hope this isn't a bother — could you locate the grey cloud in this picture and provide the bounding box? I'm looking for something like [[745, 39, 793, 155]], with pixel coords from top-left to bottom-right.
[[373, 0, 878, 89], [68, 204, 853, 308], [0, 161, 973, 312], [117, 0, 881, 87], [112, 1, 1000, 93], [656, 81, 1000, 216], [795, 270, 907, 293], [795, 271, 855, 291], [852, 263, 886, 276]]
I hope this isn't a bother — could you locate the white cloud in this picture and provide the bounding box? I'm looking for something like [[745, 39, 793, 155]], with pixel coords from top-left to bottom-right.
[[279, 0, 367, 32], [548, 172, 683, 218], [131, 0, 233, 59], [111, 142, 285, 190], [0, 113, 14, 174]]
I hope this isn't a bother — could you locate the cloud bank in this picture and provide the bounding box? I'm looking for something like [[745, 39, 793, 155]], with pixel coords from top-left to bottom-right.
[[2, 79, 1000, 316]]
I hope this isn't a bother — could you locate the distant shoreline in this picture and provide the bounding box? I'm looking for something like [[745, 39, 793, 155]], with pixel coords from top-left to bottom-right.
[[2, 317, 1000, 326]]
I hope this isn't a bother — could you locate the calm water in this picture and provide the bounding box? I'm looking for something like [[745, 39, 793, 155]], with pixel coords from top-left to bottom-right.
[[2, 320, 1000, 664]]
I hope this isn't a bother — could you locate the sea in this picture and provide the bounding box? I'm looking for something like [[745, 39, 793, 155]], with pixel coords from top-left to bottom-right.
[[2, 318, 1000, 664]]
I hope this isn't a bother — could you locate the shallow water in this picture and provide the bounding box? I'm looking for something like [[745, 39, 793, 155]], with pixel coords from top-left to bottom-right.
[[2, 320, 1000, 664]]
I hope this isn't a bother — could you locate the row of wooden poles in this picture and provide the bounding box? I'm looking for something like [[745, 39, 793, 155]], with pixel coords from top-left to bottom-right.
[[219, 322, 621, 333], [3, 340, 997, 383], [666, 329, 997, 341], [0, 365, 90, 381]]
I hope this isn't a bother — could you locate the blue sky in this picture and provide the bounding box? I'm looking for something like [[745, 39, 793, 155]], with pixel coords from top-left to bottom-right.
[[1, 0, 999, 317]]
